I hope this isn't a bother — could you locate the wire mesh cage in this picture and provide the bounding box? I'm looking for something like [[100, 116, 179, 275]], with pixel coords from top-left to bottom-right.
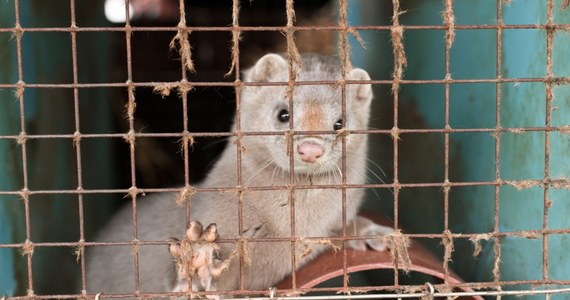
[[1, 0, 570, 299]]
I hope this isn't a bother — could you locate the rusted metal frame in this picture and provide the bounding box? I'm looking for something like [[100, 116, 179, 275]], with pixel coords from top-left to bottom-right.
[[168, 0, 197, 294], [1, 176, 568, 197], [285, 0, 298, 291], [442, 0, 453, 291], [1, 2, 568, 299], [391, 0, 403, 288], [2, 77, 569, 89], [179, 17, 192, 230], [543, 1, 555, 298], [0, 125, 568, 143], [493, 0, 503, 294], [12, 0, 35, 296], [4, 227, 570, 250], [3, 23, 570, 33], [119, 0, 142, 294], [228, 0, 247, 292], [4, 279, 570, 300], [67, 0, 88, 295], [338, 0, 350, 291]]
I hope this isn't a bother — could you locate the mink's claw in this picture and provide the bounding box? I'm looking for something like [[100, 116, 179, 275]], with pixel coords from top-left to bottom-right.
[[186, 221, 204, 241]]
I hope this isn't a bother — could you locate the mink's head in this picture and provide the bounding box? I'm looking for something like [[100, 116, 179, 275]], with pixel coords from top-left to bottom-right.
[[239, 53, 373, 176]]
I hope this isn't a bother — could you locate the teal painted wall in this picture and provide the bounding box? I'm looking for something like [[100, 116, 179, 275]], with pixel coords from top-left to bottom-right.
[[1, 2, 23, 296], [347, 0, 570, 298], [0, 1, 116, 296], [383, 0, 570, 298]]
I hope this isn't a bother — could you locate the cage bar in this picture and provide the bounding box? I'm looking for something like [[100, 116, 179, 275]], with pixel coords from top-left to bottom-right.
[[0, 0, 569, 299]]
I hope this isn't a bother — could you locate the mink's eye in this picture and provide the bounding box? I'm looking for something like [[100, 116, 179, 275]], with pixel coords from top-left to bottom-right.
[[333, 119, 343, 131], [277, 109, 290, 123]]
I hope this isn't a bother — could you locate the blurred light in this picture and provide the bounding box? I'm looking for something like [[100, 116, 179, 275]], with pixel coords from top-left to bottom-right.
[[104, 0, 134, 23]]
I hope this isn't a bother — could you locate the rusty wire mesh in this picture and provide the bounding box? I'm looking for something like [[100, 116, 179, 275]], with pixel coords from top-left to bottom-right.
[[1, 0, 570, 299]]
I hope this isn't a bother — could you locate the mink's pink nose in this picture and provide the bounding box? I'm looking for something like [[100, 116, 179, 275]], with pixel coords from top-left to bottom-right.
[[297, 141, 324, 163]]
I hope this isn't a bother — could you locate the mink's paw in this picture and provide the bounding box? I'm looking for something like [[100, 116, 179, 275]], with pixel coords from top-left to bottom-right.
[[169, 221, 228, 300], [347, 216, 394, 252]]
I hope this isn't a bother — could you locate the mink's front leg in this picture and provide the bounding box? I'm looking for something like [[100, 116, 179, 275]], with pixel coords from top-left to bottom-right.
[[169, 221, 229, 300], [345, 216, 394, 252]]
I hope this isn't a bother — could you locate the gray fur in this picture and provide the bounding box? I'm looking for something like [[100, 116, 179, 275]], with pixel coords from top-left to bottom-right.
[[85, 53, 391, 297]]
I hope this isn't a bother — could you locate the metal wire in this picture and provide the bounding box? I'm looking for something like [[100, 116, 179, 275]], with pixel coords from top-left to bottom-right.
[[0, 0, 569, 299], [3, 283, 570, 300]]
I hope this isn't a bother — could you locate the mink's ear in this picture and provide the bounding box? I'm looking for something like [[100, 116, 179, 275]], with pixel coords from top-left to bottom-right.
[[245, 54, 287, 82], [348, 68, 373, 105]]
